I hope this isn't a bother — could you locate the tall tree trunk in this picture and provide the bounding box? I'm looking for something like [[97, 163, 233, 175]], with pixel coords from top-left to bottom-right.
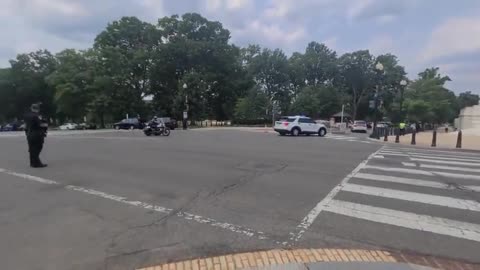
[[352, 103, 357, 121], [100, 112, 105, 128]]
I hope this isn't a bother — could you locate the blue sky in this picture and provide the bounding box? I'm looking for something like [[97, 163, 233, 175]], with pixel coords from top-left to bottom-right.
[[1, 0, 480, 93]]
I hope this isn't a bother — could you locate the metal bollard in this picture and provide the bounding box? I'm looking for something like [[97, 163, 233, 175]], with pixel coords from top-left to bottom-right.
[[456, 130, 462, 148], [384, 129, 388, 141], [411, 130, 416, 145], [395, 129, 400, 143], [431, 130, 437, 147]]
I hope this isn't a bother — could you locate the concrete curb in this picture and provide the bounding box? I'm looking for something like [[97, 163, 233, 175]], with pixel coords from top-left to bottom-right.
[[136, 248, 480, 270], [367, 137, 480, 153]]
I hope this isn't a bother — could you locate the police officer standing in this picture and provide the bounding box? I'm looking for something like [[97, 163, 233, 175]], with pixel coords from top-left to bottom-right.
[[24, 103, 48, 168]]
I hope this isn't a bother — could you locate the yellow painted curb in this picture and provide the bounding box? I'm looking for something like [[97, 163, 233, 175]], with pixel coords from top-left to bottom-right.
[[137, 249, 396, 270]]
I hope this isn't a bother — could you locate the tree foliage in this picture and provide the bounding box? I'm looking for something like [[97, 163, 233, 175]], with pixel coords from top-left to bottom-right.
[[0, 13, 475, 126], [404, 68, 457, 124]]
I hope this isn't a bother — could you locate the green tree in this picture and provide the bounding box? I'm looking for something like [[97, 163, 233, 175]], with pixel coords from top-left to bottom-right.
[[154, 13, 246, 120], [0, 68, 15, 122], [8, 50, 57, 120], [46, 49, 96, 122], [94, 16, 159, 119], [244, 47, 291, 115], [233, 86, 267, 121], [337, 50, 376, 120], [405, 67, 457, 124], [457, 91, 479, 110], [290, 86, 341, 118], [374, 54, 407, 123]]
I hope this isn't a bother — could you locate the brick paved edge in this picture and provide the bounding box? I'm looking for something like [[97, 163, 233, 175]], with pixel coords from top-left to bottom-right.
[[136, 248, 480, 270]]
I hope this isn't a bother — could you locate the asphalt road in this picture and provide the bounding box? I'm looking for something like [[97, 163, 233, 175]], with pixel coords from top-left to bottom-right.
[[0, 129, 479, 270]]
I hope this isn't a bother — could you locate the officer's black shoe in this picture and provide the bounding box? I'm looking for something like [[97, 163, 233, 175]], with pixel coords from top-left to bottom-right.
[[31, 163, 47, 168]]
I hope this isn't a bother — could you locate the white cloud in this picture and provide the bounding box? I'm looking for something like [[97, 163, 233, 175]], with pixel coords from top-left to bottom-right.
[[375, 14, 396, 24], [323, 37, 338, 51], [368, 35, 394, 55], [25, 0, 89, 17], [422, 17, 480, 61], [141, 0, 166, 13], [233, 19, 306, 48], [347, 0, 375, 21], [226, 0, 253, 11], [205, 0, 222, 12]]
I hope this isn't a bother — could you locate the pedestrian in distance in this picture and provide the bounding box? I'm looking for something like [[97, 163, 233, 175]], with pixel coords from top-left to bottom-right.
[[399, 121, 406, 136], [24, 103, 48, 168]]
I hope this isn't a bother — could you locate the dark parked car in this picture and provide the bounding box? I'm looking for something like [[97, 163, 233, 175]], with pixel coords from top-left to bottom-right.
[[113, 118, 144, 130], [159, 117, 177, 130], [78, 123, 97, 130], [1, 122, 21, 131]]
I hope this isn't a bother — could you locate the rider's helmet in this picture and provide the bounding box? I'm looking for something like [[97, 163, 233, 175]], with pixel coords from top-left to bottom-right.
[[153, 116, 158, 121]]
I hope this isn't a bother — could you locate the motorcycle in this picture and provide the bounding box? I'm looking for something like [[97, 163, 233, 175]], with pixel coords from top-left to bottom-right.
[[143, 121, 171, 136]]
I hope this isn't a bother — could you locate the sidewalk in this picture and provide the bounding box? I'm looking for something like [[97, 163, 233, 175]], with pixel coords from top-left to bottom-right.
[[246, 262, 436, 270], [137, 248, 480, 270], [385, 131, 480, 150]]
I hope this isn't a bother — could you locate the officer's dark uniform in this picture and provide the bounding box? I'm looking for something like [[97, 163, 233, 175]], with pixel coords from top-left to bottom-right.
[[24, 104, 47, 168]]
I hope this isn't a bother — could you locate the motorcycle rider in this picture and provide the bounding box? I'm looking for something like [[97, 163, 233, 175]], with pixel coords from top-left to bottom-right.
[[151, 116, 164, 127]]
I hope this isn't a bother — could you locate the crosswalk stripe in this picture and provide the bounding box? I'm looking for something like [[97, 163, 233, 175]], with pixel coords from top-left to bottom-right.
[[324, 200, 480, 242], [379, 152, 409, 157], [380, 150, 406, 154], [353, 173, 480, 192], [420, 164, 480, 173], [384, 147, 480, 157], [365, 165, 480, 180], [328, 136, 356, 140], [410, 157, 480, 167], [410, 154, 480, 162], [364, 165, 434, 176], [342, 183, 480, 211], [434, 171, 480, 181], [402, 162, 416, 167]]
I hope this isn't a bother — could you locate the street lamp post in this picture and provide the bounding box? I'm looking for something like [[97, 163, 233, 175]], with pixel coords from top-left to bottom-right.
[[183, 83, 188, 130], [370, 62, 384, 139], [399, 79, 408, 120]]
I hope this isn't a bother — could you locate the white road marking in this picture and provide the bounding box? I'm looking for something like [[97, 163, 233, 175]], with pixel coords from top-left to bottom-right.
[[365, 165, 480, 180], [353, 172, 480, 192], [380, 150, 406, 154], [379, 152, 409, 157], [434, 171, 480, 181], [410, 158, 480, 167], [419, 164, 480, 173], [364, 165, 434, 176], [373, 155, 384, 159], [288, 146, 385, 243], [384, 147, 480, 157], [328, 136, 356, 140], [0, 168, 269, 241], [402, 162, 416, 167], [409, 153, 480, 162], [342, 183, 480, 211], [348, 139, 357, 142], [2, 169, 59, 185], [324, 200, 480, 242]]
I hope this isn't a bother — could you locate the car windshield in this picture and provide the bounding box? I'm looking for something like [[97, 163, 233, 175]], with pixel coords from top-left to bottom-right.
[[1, 2, 478, 270]]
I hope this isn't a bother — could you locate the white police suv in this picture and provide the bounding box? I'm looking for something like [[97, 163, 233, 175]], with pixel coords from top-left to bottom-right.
[[274, 116, 327, 137]]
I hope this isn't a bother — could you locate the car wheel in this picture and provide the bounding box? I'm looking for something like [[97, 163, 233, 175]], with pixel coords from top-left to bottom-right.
[[291, 127, 300, 136], [318, 128, 327, 137]]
